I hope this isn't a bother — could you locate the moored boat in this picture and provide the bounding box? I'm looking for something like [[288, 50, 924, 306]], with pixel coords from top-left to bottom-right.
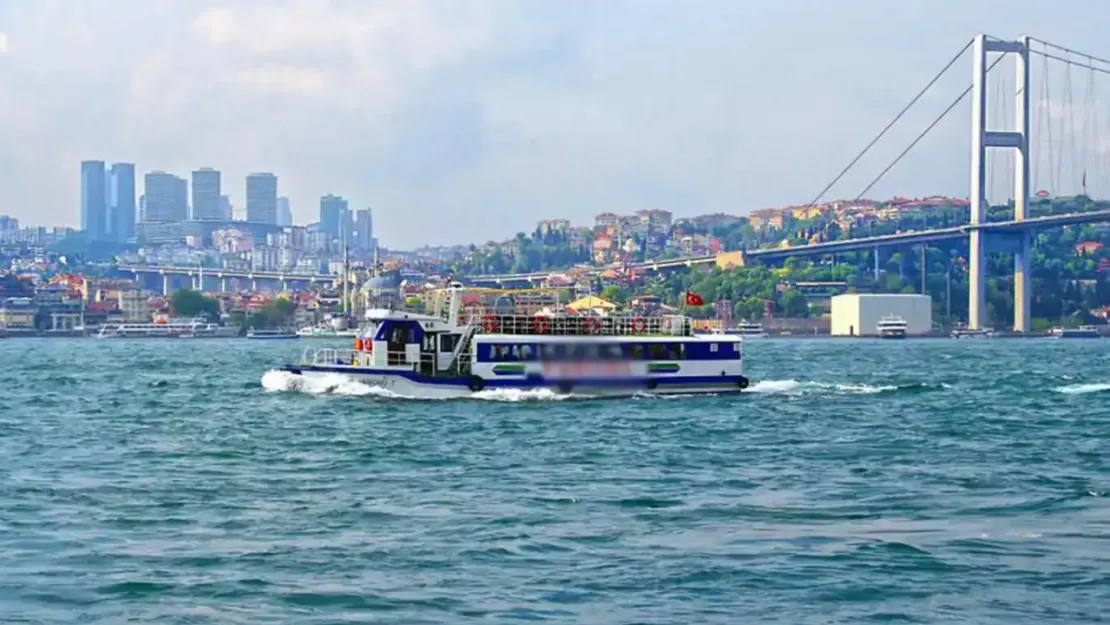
[[1049, 325, 1101, 339], [276, 285, 750, 398], [247, 328, 299, 340], [877, 315, 908, 339]]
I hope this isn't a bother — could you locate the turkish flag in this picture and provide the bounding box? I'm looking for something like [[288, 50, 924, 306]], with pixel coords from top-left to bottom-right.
[[685, 291, 704, 306]]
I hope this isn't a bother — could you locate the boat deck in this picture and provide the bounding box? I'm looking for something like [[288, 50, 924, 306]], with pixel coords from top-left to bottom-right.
[[469, 313, 691, 337]]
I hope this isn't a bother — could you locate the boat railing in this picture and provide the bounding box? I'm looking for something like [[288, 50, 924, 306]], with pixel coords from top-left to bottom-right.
[[301, 347, 426, 371], [465, 313, 691, 336]]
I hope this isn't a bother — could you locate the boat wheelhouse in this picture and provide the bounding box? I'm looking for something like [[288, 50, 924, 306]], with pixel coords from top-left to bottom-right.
[[278, 285, 749, 398]]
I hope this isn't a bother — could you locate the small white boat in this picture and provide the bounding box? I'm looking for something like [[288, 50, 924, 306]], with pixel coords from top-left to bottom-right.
[[247, 329, 299, 340], [712, 320, 768, 338], [1049, 325, 1101, 339], [877, 315, 907, 339], [952, 327, 993, 339]]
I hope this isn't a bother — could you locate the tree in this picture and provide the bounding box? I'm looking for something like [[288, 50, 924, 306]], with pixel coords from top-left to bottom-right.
[[170, 288, 220, 320]]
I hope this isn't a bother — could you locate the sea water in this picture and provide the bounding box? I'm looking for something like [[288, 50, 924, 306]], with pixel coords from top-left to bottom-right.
[[1, 338, 1108, 623]]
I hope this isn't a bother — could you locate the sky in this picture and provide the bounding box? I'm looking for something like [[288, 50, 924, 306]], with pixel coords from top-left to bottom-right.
[[1, 0, 1110, 248]]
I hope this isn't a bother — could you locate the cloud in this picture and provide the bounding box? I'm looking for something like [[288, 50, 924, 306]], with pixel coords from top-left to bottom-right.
[[1, 0, 1110, 247], [0, 31, 7, 55]]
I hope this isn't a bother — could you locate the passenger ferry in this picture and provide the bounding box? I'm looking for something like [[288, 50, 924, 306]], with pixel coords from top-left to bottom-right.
[[877, 315, 908, 339], [277, 285, 750, 398], [1049, 325, 1102, 339], [96, 317, 238, 338]]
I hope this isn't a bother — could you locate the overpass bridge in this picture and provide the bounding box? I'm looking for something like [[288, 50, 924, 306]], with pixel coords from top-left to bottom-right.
[[470, 208, 1110, 284], [115, 265, 338, 294]]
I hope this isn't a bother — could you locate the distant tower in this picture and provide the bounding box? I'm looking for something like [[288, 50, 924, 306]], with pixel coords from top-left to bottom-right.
[[80, 160, 108, 239], [245, 173, 278, 224]]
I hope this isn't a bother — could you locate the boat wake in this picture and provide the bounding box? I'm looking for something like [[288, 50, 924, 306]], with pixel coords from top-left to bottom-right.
[[748, 379, 952, 396], [1053, 382, 1110, 395], [259, 369, 572, 402]]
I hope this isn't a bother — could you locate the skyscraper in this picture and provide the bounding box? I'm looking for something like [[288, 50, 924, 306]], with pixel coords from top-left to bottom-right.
[[191, 168, 222, 220], [319, 194, 349, 249], [109, 163, 136, 242], [246, 173, 278, 224], [143, 171, 188, 222], [277, 196, 293, 226], [354, 208, 373, 251], [80, 160, 108, 239]]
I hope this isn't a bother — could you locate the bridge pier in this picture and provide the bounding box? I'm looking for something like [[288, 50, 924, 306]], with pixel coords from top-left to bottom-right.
[[162, 273, 169, 296], [969, 33, 1030, 330]]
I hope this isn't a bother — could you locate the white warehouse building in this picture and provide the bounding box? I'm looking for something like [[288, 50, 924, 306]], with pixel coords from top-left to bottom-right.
[[830, 293, 933, 337]]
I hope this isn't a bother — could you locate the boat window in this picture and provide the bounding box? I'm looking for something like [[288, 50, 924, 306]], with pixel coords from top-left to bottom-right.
[[627, 344, 645, 360], [709, 343, 719, 353], [493, 344, 511, 361], [647, 343, 667, 360], [440, 334, 459, 352], [603, 344, 623, 360], [665, 343, 685, 359], [519, 344, 535, 361]]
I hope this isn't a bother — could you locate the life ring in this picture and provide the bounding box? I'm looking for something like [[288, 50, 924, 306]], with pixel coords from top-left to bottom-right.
[[737, 376, 750, 390], [468, 375, 486, 392], [631, 317, 647, 334], [481, 315, 498, 333], [533, 317, 550, 334], [583, 317, 600, 334]]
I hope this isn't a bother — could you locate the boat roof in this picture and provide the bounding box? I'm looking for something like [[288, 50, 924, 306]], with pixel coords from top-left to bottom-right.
[[475, 333, 740, 343]]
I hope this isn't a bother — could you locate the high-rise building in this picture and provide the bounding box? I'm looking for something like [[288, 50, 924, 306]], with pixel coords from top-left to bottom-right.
[[80, 160, 108, 239], [354, 208, 373, 251], [220, 195, 233, 220], [191, 168, 222, 220], [246, 173, 278, 224], [109, 163, 136, 242], [319, 194, 349, 249], [143, 171, 188, 223], [277, 196, 293, 226]]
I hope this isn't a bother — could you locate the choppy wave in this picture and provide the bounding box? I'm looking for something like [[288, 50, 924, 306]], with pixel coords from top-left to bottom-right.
[[1053, 382, 1110, 395]]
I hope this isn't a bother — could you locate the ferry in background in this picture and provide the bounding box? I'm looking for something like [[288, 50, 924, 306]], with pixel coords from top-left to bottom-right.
[[877, 315, 908, 339], [96, 317, 238, 339], [952, 326, 994, 339], [297, 326, 358, 338], [1049, 325, 1102, 339], [247, 328, 299, 340], [276, 285, 750, 398], [712, 320, 768, 338]]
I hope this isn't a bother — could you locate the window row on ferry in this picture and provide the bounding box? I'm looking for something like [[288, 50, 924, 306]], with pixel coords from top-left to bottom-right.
[[477, 341, 740, 362]]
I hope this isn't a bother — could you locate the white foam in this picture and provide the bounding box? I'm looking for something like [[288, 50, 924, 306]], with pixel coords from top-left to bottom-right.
[[1054, 382, 1110, 395], [748, 379, 895, 395]]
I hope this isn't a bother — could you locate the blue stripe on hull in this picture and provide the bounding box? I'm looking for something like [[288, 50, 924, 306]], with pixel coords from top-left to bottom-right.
[[281, 364, 746, 389]]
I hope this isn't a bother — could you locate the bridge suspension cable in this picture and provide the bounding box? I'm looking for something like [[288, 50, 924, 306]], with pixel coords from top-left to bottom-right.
[[852, 54, 1007, 202], [802, 38, 974, 208], [1028, 38, 1110, 197]]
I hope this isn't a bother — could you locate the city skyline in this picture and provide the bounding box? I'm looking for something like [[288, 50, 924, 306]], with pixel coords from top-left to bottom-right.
[[3, 1, 1110, 247]]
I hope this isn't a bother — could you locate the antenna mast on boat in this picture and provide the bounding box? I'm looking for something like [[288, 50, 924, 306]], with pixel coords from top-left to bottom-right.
[[341, 222, 350, 322]]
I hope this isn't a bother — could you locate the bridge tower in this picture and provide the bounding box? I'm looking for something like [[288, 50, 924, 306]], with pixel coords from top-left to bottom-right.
[[969, 34, 1031, 331]]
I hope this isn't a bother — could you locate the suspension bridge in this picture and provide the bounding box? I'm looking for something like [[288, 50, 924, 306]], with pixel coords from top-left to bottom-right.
[[474, 33, 1110, 332]]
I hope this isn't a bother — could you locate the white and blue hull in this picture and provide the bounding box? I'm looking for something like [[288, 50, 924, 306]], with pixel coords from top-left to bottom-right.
[[280, 363, 748, 399]]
